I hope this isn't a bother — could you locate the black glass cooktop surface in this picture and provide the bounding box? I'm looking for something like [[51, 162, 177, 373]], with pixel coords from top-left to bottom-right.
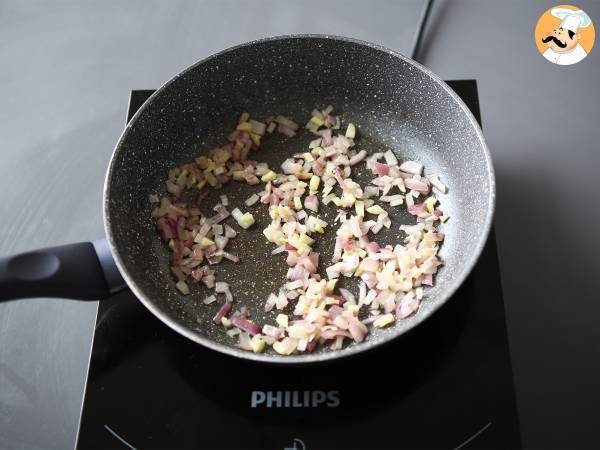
[[77, 80, 520, 450]]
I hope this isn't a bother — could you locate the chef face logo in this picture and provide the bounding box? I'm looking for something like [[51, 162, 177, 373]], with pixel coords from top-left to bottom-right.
[[535, 5, 595, 65]]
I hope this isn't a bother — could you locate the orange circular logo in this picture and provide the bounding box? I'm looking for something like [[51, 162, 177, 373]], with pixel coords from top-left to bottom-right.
[[535, 4, 595, 65]]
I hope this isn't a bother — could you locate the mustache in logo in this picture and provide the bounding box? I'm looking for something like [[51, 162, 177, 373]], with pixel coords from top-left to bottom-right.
[[542, 35, 567, 48]]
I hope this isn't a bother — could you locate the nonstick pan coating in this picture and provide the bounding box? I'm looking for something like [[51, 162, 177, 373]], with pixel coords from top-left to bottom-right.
[[105, 35, 494, 363]]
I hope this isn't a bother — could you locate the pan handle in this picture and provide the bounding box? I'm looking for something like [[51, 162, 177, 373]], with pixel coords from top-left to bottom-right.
[[0, 239, 127, 302]]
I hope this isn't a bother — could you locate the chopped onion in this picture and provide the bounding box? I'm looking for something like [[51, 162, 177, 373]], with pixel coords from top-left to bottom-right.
[[304, 195, 319, 212], [339, 288, 356, 305], [231, 316, 262, 335], [404, 178, 430, 193], [399, 161, 423, 176], [152, 106, 448, 356], [236, 332, 252, 351], [224, 224, 237, 238], [212, 224, 223, 236], [383, 150, 398, 166], [250, 119, 266, 135], [345, 123, 356, 139], [223, 252, 240, 263], [349, 150, 367, 165], [274, 115, 299, 131], [262, 324, 283, 338], [175, 281, 189, 295], [373, 162, 389, 176], [271, 245, 286, 255], [309, 138, 322, 149], [277, 123, 296, 137], [215, 282, 229, 293], [212, 302, 232, 324], [245, 193, 259, 206], [203, 295, 217, 305], [428, 175, 447, 193], [227, 328, 241, 337], [285, 279, 304, 290], [396, 292, 419, 319]]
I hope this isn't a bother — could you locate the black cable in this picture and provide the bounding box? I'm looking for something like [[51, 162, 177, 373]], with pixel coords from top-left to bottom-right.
[[410, 0, 434, 62]]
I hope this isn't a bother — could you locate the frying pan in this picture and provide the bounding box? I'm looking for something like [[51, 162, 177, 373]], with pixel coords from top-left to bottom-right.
[[0, 35, 494, 363]]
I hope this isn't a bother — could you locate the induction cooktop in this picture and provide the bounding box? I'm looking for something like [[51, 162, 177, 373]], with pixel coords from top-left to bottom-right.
[[76, 80, 521, 450]]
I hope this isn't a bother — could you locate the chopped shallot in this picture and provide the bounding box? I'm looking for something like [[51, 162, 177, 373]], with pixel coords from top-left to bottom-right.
[[428, 175, 448, 193], [212, 302, 232, 324], [245, 194, 259, 206], [399, 160, 423, 176], [203, 295, 217, 305], [231, 316, 262, 335], [151, 106, 448, 356]]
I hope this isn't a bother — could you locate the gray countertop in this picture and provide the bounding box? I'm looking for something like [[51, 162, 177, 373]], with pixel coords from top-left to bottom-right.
[[1, 1, 599, 448]]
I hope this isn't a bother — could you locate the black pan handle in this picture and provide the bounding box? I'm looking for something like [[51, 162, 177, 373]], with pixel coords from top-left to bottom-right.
[[0, 239, 127, 302]]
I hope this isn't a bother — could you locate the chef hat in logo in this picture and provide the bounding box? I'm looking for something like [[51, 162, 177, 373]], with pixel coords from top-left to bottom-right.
[[551, 8, 592, 33]]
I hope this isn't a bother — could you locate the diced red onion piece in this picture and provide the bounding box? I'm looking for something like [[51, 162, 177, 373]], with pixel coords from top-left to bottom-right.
[[227, 328, 241, 337], [203, 295, 217, 305], [285, 279, 304, 290], [245, 194, 259, 206], [383, 150, 398, 166], [236, 332, 252, 351], [215, 235, 228, 249], [361, 315, 382, 325], [399, 160, 423, 176], [339, 288, 356, 304], [349, 150, 367, 165], [231, 208, 243, 221], [304, 195, 319, 212], [262, 324, 283, 338], [212, 224, 223, 236], [223, 252, 240, 263], [404, 178, 430, 193], [421, 273, 433, 286], [250, 119, 266, 135], [212, 302, 232, 324], [278, 123, 297, 137], [215, 282, 230, 293], [428, 175, 447, 193], [271, 245, 286, 255], [309, 138, 322, 149], [319, 128, 333, 146], [231, 316, 262, 336], [274, 115, 299, 131], [224, 224, 237, 238], [396, 292, 419, 319], [373, 162, 390, 176]]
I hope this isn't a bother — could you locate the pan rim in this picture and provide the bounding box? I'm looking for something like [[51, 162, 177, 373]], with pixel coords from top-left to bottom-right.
[[104, 34, 495, 364]]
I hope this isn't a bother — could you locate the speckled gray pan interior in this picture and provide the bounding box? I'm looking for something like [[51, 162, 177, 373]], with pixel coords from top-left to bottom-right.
[[104, 35, 495, 363]]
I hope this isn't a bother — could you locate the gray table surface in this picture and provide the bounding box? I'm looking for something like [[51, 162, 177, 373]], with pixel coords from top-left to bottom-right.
[[1, 1, 599, 448]]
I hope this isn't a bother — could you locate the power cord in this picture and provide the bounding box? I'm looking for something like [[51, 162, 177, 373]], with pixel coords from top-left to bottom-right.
[[410, 0, 434, 62]]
